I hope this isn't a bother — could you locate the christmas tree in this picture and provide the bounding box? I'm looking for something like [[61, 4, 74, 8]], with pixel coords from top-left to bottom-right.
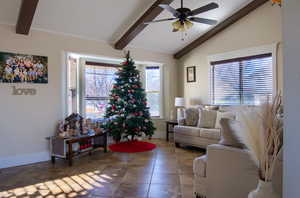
[[103, 52, 155, 141]]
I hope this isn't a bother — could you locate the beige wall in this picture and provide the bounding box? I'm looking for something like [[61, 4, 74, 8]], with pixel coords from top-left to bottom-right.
[[0, 24, 177, 168], [178, 3, 282, 105], [283, 1, 300, 197]]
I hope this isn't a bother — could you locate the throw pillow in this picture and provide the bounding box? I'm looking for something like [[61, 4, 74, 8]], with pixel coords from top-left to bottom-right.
[[215, 111, 236, 129], [178, 118, 185, 126], [219, 118, 244, 148], [184, 108, 199, 126], [197, 108, 217, 128]]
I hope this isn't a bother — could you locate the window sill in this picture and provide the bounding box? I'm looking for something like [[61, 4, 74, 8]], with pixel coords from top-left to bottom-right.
[[151, 116, 165, 121]]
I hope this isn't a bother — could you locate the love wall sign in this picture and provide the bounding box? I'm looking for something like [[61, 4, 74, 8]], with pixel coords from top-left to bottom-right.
[[12, 86, 37, 96]]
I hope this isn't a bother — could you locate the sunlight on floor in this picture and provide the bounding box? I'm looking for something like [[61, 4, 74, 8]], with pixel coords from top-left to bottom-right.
[[0, 170, 113, 198]]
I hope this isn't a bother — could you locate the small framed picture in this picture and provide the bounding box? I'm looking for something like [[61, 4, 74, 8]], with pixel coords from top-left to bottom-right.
[[186, 66, 196, 83]]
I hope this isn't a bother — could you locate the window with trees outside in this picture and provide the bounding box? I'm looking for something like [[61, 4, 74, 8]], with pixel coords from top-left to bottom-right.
[[66, 56, 163, 119], [84, 63, 118, 119], [145, 66, 161, 117], [210, 53, 273, 105]]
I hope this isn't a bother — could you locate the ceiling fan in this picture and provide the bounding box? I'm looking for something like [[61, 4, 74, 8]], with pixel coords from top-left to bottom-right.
[[145, 0, 219, 32]]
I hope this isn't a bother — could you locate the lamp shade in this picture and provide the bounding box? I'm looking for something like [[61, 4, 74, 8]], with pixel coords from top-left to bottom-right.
[[175, 97, 185, 107]]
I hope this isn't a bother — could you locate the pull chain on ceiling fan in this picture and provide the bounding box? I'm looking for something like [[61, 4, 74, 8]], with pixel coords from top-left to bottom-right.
[[145, 0, 219, 33]]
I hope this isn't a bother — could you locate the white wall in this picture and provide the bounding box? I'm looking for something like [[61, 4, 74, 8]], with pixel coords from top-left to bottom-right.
[[283, 0, 300, 197], [177, 3, 282, 105], [0, 24, 177, 168]]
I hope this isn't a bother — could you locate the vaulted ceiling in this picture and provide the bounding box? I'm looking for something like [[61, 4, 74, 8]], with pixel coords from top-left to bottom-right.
[[0, 0, 262, 57]]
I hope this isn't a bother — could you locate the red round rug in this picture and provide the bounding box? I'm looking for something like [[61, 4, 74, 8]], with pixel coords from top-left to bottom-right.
[[109, 140, 156, 153]]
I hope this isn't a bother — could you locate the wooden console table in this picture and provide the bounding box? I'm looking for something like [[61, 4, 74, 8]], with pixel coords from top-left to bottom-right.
[[50, 133, 107, 166]]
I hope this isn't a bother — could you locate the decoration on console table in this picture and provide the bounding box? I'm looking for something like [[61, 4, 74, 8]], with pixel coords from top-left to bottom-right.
[[0, 51, 48, 83], [186, 66, 196, 82], [103, 51, 155, 142], [57, 113, 103, 138]]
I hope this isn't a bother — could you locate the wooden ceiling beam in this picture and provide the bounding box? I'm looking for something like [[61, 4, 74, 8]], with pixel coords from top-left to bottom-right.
[[16, 0, 39, 35], [114, 0, 175, 50], [174, 0, 269, 59]]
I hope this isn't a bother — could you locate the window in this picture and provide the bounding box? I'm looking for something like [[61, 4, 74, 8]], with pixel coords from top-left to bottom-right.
[[210, 53, 273, 105], [145, 66, 161, 117], [66, 54, 163, 119], [84, 63, 118, 119]]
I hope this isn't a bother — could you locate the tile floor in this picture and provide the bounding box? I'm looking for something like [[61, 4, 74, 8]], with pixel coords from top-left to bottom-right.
[[0, 139, 205, 198]]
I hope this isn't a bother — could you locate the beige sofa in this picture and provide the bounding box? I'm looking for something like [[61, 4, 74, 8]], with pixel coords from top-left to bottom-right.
[[174, 106, 232, 149], [174, 126, 220, 148], [193, 144, 283, 198]]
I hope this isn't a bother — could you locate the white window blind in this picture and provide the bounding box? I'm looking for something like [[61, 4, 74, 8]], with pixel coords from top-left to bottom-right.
[[210, 53, 273, 105]]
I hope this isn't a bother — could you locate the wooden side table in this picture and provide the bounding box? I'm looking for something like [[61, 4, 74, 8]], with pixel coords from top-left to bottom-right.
[[166, 120, 178, 141]]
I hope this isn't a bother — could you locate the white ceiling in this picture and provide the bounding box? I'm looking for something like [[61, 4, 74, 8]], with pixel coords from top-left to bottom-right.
[[0, 0, 253, 54]]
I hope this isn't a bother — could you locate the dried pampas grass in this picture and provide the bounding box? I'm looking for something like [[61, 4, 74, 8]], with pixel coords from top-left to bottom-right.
[[235, 94, 283, 181]]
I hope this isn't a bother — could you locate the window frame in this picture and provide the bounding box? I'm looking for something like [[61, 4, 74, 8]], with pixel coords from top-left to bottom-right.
[[144, 66, 164, 119], [210, 53, 273, 105], [208, 44, 278, 105], [64, 54, 164, 119]]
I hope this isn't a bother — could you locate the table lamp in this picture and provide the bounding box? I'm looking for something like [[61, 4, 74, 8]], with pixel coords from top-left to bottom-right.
[[175, 97, 185, 120]]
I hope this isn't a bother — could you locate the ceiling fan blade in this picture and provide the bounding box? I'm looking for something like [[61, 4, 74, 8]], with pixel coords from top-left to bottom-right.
[[159, 4, 180, 17], [189, 17, 218, 25], [190, 2, 219, 16], [144, 18, 177, 24]]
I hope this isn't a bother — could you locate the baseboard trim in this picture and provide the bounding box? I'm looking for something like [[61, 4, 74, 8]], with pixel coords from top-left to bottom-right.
[[0, 131, 166, 169], [152, 130, 165, 139], [0, 151, 50, 169]]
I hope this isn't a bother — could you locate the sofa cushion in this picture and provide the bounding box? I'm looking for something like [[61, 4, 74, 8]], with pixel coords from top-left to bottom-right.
[[178, 118, 185, 126], [219, 118, 244, 148], [215, 111, 236, 129], [174, 126, 200, 137], [193, 155, 207, 177], [197, 108, 217, 128], [184, 107, 199, 126], [200, 128, 221, 140]]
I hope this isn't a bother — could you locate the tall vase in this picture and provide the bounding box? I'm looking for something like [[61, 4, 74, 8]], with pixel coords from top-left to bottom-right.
[[248, 179, 280, 198]]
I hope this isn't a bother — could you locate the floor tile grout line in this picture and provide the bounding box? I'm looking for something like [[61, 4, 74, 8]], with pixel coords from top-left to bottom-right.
[[146, 147, 158, 198]]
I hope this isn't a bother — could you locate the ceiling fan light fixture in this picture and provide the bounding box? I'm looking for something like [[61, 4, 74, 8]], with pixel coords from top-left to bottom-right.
[[172, 20, 182, 30], [156, 1, 219, 33], [184, 20, 194, 29], [179, 25, 186, 32]]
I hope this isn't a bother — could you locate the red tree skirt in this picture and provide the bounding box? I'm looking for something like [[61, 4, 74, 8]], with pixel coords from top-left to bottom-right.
[[109, 140, 156, 153]]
